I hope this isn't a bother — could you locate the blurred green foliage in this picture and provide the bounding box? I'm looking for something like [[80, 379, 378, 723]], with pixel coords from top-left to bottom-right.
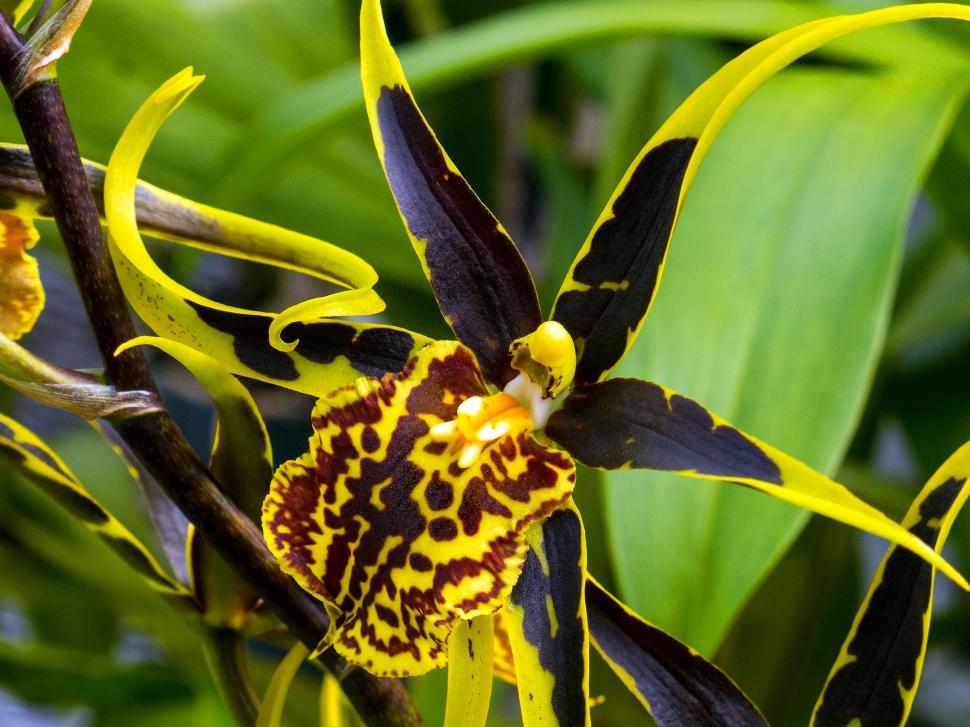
[[2, 0, 970, 725]]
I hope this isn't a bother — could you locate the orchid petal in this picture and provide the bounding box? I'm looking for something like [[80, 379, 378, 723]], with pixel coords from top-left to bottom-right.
[[118, 337, 271, 625], [102, 72, 425, 396], [545, 378, 968, 590], [360, 0, 542, 387], [0, 210, 42, 340], [506, 503, 590, 726], [553, 3, 970, 384], [813, 442, 970, 727], [0, 412, 196, 610], [587, 577, 766, 727]]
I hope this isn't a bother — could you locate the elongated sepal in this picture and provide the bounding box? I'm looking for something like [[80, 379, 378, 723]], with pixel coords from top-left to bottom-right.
[[587, 578, 766, 727], [506, 503, 590, 726], [545, 378, 968, 590], [0, 413, 196, 610], [553, 2, 970, 384], [360, 0, 541, 387], [103, 72, 423, 396], [0, 210, 42, 340], [263, 341, 575, 676], [444, 614, 494, 727], [119, 337, 270, 625], [812, 442, 970, 727]]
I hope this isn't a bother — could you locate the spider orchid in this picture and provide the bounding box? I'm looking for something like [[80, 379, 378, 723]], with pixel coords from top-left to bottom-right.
[[261, 2, 970, 724], [0, 2, 966, 724]]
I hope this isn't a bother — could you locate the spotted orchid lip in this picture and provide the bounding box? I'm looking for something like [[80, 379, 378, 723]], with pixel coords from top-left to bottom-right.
[[262, 340, 576, 677]]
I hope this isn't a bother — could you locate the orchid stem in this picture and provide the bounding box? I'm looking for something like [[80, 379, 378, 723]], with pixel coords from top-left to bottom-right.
[[203, 628, 260, 727], [0, 16, 422, 727]]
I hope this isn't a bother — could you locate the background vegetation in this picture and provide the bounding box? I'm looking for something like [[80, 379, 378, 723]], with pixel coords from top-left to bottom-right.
[[1, 0, 969, 724]]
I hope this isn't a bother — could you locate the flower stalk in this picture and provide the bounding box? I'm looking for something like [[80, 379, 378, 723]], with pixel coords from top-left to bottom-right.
[[0, 14, 421, 727]]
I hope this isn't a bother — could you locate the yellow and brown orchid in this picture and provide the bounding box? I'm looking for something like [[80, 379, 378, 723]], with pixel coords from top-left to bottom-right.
[[2, 2, 959, 724], [255, 2, 970, 725]]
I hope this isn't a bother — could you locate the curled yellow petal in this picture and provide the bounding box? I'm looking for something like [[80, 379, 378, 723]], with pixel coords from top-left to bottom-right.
[[103, 69, 414, 396]]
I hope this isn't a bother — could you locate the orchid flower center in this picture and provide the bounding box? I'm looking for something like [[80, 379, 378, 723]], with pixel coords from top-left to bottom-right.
[[431, 322, 577, 470], [430, 392, 533, 469]]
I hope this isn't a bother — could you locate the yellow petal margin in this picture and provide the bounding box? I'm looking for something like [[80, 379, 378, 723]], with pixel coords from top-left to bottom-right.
[[0, 412, 195, 610], [546, 378, 969, 590], [813, 442, 970, 727], [104, 70, 426, 396], [553, 3, 970, 383], [263, 340, 575, 677], [506, 501, 591, 727]]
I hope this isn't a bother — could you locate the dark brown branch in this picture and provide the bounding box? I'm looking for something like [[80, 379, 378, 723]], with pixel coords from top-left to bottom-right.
[[0, 18, 421, 727]]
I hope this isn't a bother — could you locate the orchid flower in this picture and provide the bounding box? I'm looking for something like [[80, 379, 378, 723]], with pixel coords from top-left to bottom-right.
[[0, 2, 965, 723], [256, 2, 970, 725]]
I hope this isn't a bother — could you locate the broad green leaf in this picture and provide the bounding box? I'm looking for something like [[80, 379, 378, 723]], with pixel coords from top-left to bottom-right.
[[605, 66, 969, 654]]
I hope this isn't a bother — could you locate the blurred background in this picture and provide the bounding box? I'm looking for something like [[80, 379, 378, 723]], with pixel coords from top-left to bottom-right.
[[1, 0, 970, 724]]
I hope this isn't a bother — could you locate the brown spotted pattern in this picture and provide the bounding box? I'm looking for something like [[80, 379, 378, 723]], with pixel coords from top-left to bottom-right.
[[263, 340, 576, 676]]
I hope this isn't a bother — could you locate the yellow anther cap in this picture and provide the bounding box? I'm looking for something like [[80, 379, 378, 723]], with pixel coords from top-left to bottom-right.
[[530, 321, 575, 368], [509, 321, 576, 398]]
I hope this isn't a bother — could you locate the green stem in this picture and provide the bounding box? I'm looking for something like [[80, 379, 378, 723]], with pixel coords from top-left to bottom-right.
[[203, 628, 260, 727]]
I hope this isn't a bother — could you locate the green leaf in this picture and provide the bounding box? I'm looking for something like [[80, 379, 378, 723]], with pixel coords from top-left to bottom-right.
[[219, 0, 969, 206], [604, 66, 968, 654]]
